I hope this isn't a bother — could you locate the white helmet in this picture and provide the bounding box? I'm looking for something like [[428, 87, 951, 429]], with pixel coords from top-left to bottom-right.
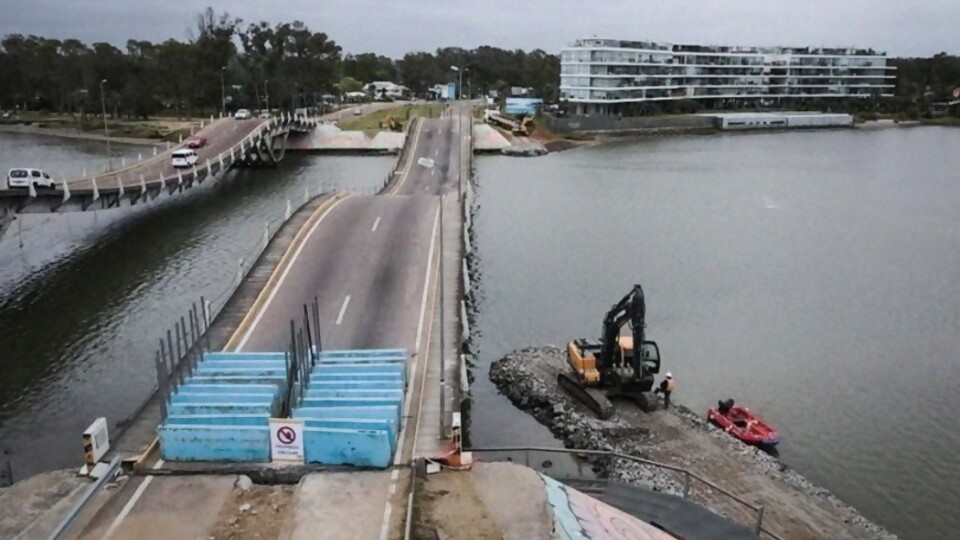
[[665, 372, 672, 379]]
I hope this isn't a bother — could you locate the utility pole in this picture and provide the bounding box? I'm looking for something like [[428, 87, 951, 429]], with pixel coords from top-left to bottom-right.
[[100, 79, 111, 171], [220, 66, 226, 117]]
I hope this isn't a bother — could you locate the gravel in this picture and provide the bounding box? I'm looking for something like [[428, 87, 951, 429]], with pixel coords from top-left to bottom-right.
[[489, 345, 900, 540]]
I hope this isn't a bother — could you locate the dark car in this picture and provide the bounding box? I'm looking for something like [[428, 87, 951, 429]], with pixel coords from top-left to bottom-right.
[[186, 136, 207, 149]]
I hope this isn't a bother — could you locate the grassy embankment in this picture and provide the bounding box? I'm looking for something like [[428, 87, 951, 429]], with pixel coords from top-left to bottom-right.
[[0, 112, 205, 141], [336, 103, 446, 136]]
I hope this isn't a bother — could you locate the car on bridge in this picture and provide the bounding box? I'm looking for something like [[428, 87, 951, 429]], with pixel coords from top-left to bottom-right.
[[6, 168, 56, 189], [234, 109, 251, 120], [171, 149, 199, 169], [186, 135, 207, 149]]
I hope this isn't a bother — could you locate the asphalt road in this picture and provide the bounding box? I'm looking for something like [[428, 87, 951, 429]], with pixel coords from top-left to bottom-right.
[[235, 106, 467, 354], [65, 118, 265, 190]]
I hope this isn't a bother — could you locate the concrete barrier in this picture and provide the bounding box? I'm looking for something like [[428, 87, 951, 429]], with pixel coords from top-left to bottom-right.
[[159, 425, 271, 462], [308, 380, 402, 390], [165, 415, 271, 426], [302, 427, 393, 468], [302, 418, 398, 448]]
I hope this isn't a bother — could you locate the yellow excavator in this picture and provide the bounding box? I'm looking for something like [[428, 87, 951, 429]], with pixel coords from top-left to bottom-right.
[[559, 284, 662, 419], [385, 115, 403, 132]]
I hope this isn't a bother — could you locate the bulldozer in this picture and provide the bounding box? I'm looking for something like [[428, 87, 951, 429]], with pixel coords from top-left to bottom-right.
[[558, 284, 662, 419]]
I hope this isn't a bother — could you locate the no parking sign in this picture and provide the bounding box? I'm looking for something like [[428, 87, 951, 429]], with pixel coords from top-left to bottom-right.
[[270, 419, 304, 463]]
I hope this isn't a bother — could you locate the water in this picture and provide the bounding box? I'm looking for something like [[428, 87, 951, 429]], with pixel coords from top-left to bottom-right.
[[470, 127, 960, 540], [0, 131, 394, 478]]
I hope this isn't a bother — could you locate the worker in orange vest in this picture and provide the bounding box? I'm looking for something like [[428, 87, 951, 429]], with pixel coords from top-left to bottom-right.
[[654, 372, 675, 409]]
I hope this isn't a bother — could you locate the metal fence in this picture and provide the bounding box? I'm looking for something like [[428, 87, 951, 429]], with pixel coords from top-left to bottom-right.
[[468, 445, 785, 539]]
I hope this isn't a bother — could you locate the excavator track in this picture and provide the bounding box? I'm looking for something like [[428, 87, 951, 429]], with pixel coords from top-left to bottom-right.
[[558, 372, 614, 420]]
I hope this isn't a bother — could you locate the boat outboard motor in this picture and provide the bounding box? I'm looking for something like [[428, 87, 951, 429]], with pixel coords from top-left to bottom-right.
[[718, 398, 734, 415]]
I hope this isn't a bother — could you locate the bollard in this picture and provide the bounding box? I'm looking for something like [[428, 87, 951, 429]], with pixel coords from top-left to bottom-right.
[[755, 505, 765, 535], [236, 258, 245, 286], [178, 134, 182, 144], [263, 222, 270, 248], [138, 153, 142, 161], [153, 146, 158, 156], [200, 120, 204, 129], [91, 177, 100, 201], [82, 168, 87, 178], [304, 186, 309, 203], [177, 171, 183, 186], [140, 175, 147, 198], [683, 471, 691, 498], [285, 199, 292, 221], [219, 153, 224, 171], [121, 157, 126, 167], [62, 179, 71, 203]]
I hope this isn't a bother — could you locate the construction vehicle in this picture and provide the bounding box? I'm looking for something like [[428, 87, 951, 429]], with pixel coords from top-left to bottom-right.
[[385, 115, 403, 132], [513, 115, 534, 136], [558, 284, 662, 419]]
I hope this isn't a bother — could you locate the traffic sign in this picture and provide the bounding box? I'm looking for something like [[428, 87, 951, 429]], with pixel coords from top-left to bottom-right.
[[270, 419, 304, 463]]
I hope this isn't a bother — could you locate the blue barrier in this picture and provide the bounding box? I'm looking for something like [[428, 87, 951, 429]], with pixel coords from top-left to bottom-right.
[[302, 427, 393, 468], [177, 384, 280, 394], [302, 418, 397, 448], [167, 403, 275, 416], [170, 393, 277, 405], [293, 405, 401, 425], [308, 380, 403, 390], [165, 415, 271, 426], [159, 425, 271, 462], [305, 389, 403, 400]]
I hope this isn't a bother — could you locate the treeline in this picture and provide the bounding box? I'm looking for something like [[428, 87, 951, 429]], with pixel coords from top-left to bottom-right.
[[0, 8, 558, 119]]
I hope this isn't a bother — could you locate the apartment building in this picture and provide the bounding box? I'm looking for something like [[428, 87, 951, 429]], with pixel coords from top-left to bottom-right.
[[560, 38, 896, 115]]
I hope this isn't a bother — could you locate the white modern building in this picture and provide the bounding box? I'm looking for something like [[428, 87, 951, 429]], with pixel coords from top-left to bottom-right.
[[560, 38, 896, 115], [365, 81, 409, 99]]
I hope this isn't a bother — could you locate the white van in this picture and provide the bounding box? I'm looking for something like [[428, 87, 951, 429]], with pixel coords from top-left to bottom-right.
[[6, 168, 56, 189], [171, 149, 199, 169]]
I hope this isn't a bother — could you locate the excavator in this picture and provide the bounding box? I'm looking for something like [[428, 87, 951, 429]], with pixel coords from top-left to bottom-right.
[[558, 284, 662, 419], [385, 115, 403, 132]]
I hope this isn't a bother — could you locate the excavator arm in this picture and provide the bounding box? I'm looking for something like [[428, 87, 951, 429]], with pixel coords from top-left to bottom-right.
[[597, 284, 645, 373]]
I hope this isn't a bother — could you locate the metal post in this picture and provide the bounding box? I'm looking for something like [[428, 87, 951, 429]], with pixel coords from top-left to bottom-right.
[[312, 296, 322, 357], [175, 322, 183, 364], [180, 315, 189, 346], [100, 79, 112, 171], [755, 504, 765, 535], [166, 330, 175, 369], [303, 304, 314, 360], [200, 295, 209, 329], [683, 471, 691, 498], [220, 66, 226, 117], [439, 195, 445, 436], [156, 351, 167, 421]]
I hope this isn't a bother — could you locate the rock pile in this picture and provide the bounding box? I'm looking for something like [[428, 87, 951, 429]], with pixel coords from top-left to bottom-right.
[[490, 346, 900, 540]]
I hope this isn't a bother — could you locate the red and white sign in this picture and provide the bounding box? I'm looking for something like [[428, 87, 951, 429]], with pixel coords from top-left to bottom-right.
[[269, 419, 304, 463]]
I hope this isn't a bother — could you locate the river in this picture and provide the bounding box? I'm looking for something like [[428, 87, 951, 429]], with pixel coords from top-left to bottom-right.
[[469, 126, 960, 540], [0, 131, 394, 478]]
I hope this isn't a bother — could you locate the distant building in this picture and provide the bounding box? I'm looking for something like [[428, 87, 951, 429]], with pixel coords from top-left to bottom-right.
[[560, 38, 896, 115], [365, 81, 409, 99]]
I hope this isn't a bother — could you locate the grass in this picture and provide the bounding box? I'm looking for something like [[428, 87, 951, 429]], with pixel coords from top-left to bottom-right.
[[0, 112, 203, 141], [337, 103, 446, 132]]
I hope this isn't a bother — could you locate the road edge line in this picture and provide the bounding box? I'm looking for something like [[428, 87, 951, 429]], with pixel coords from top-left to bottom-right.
[[223, 192, 347, 351]]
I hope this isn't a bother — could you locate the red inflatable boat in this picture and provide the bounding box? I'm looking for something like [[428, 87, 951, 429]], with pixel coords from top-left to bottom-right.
[[707, 399, 780, 447]]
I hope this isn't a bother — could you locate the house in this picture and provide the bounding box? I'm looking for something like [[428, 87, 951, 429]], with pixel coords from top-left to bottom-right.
[[365, 81, 409, 100]]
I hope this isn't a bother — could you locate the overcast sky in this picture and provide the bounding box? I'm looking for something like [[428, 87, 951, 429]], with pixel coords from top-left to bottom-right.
[[3, 0, 955, 58]]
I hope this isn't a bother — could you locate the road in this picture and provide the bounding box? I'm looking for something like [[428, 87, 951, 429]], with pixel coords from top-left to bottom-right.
[[65, 103, 472, 540], [65, 118, 265, 190]]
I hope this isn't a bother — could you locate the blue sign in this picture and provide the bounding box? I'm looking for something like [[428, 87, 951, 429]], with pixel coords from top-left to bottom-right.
[[505, 97, 543, 116], [447, 82, 457, 100]]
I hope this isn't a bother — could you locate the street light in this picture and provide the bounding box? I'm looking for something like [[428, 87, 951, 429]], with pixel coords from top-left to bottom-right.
[[450, 66, 463, 100], [220, 66, 226, 117], [99, 79, 111, 171], [264, 80, 270, 114]]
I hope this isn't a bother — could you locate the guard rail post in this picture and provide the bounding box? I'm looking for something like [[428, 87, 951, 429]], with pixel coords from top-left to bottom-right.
[[683, 470, 691, 498], [755, 504, 765, 535]]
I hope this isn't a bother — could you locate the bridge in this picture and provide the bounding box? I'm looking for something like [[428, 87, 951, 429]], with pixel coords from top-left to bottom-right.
[[0, 113, 318, 240]]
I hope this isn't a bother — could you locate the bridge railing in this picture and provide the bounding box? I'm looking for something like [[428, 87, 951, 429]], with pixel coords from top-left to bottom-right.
[[467, 445, 785, 539]]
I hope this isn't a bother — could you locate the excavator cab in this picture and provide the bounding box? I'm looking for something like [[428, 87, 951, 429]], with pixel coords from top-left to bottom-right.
[[560, 284, 662, 419]]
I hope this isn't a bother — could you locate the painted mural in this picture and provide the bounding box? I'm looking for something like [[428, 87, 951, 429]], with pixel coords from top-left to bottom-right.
[[540, 474, 678, 540]]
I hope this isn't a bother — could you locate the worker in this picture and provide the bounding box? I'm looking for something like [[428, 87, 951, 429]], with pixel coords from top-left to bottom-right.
[[654, 372, 675, 409]]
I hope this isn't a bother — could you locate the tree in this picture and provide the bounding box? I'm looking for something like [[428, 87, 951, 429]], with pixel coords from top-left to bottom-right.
[[338, 76, 363, 93]]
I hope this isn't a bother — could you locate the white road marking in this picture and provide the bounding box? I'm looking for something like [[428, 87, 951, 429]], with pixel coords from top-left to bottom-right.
[[380, 205, 439, 537], [234, 197, 348, 350], [335, 295, 351, 325], [371, 216, 381, 232], [103, 459, 165, 539], [389, 120, 425, 194]]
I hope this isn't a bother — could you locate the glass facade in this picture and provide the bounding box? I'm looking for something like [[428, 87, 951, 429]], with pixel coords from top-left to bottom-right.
[[559, 38, 896, 108]]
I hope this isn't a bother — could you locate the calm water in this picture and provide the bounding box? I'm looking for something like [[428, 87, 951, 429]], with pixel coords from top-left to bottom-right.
[[0, 132, 394, 478], [470, 127, 960, 540]]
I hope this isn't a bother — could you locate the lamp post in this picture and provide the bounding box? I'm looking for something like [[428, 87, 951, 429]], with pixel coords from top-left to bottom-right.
[[220, 66, 226, 117], [450, 66, 462, 100], [264, 80, 270, 115], [100, 79, 111, 171]]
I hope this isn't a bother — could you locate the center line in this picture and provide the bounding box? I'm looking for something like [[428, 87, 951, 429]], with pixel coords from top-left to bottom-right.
[[336, 295, 351, 325], [371, 216, 381, 232]]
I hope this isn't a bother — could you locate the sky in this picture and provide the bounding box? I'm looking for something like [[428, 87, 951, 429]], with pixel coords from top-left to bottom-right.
[[2, 0, 956, 58]]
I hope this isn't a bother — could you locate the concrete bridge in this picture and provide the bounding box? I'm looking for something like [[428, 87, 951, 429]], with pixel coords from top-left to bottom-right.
[[0, 113, 318, 241]]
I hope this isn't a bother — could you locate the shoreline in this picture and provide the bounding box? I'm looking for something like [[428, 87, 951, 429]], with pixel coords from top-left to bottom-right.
[[489, 345, 899, 540], [0, 123, 166, 146]]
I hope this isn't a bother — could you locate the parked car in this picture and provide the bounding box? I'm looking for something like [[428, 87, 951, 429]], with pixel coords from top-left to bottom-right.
[[171, 149, 199, 169], [234, 109, 251, 120], [1, 111, 11, 119], [6, 168, 56, 189], [186, 135, 207, 149], [353, 107, 363, 116]]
